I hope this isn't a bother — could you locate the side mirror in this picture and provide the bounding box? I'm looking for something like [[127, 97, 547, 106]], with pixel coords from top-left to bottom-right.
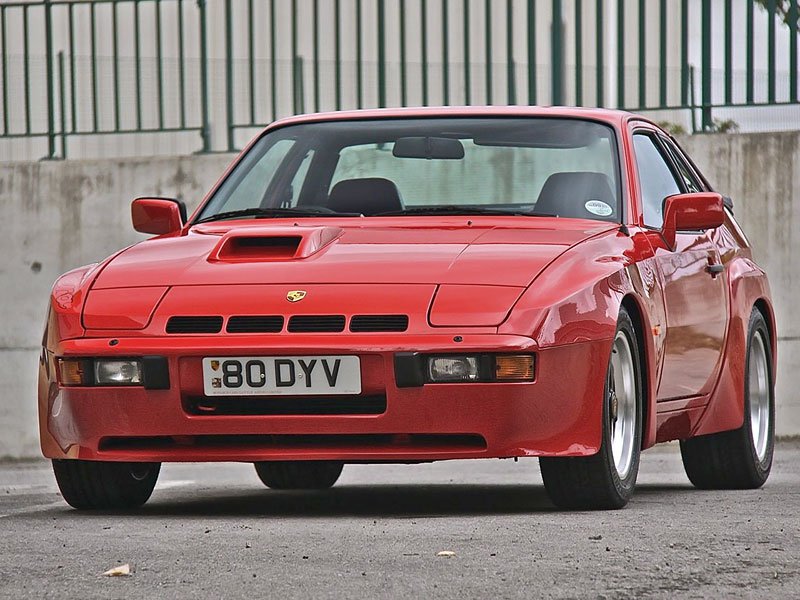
[[131, 197, 185, 235], [661, 192, 724, 249]]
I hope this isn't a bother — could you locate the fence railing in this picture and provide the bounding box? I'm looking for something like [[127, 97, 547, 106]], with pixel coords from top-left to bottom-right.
[[1, 0, 798, 159], [0, 0, 209, 158]]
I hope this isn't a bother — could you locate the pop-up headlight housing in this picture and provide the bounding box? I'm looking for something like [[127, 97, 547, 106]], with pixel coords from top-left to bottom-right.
[[57, 356, 169, 389], [395, 353, 535, 386]]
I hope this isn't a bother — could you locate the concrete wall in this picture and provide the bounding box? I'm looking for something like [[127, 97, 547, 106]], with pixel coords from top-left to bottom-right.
[[0, 154, 235, 458], [0, 131, 798, 457], [681, 132, 800, 436]]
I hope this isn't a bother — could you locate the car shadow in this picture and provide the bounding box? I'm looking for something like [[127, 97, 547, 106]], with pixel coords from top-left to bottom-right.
[[138, 483, 559, 518], [49, 481, 700, 519]]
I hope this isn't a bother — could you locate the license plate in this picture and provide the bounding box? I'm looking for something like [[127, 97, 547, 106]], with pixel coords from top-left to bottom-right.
[[202, 356, 361, 396]]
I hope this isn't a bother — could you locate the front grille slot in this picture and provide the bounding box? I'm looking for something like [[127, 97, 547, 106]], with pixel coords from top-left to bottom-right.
[[99, 433, 488, 452], [227, 315, 284, 333], [167, 314, 406, 334], [350, 314, 409, 332], [166, 316, 223, 334], [287, 315, 346, 333], [186, 394, 387, 416]]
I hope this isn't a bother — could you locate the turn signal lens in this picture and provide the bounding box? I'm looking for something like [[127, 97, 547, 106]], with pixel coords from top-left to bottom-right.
[[58, 359, 91, 386], [494, 355, 535, 381]]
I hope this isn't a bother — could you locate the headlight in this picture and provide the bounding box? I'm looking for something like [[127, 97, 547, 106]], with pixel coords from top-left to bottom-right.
[[94, 359, 143, 385], [428, 356, 481, 382]]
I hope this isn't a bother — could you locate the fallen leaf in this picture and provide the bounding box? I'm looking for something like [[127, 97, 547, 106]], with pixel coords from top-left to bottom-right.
[[103, 564, 131, 577], [436, 551, 456, 558]]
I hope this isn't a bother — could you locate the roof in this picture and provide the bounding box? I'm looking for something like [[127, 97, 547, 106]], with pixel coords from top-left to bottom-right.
[[266, 105, 648, 132]]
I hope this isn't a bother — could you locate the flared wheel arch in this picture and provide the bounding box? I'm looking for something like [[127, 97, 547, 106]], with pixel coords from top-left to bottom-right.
[[619, 293, 655, 451]]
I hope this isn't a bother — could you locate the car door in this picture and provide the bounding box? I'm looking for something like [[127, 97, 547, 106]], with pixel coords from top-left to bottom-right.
[[632, 130, 729, 401]]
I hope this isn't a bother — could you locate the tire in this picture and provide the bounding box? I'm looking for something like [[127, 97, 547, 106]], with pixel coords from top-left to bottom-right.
[[52, 460, 160, 510], [680, 308, 774, 489], [254, 461, 344, 490], [539, 306, 643, 510]]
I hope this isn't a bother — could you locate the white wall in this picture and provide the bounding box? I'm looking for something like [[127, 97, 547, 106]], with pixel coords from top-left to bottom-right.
[[0, 130, 798, 458]]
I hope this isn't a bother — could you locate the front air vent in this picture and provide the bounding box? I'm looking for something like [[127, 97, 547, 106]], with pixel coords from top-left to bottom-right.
[[166, 316, 223, 334], [226, 315, 284, 333], [350, 315, 409, 332], [214, 235, 302, 261], [287, 315, 346, 333]]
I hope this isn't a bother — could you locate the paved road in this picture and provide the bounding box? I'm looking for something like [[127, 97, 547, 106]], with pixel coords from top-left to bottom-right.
[[1, 442, 798, 599]]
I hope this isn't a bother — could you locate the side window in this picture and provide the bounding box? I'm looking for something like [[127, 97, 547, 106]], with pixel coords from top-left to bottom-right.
[[660, 137, 703, 193], [632, 134, 681, 228]]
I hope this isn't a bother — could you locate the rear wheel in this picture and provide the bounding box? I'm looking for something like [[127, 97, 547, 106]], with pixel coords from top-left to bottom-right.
[[52, 460, 160, 510], [680, 308, 774, 489], [539, 307, 643, 510], [254, 461, 344, 490]]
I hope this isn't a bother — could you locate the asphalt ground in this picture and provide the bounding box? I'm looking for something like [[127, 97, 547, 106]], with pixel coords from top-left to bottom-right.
[[1, 441, 798, 599]]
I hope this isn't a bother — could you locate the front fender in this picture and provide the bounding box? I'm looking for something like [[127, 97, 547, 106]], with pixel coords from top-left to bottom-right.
[[500, 229, 663, 449]]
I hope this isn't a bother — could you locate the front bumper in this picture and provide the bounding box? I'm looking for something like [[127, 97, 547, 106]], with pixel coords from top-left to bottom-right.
[[39, 333, 612, 462]]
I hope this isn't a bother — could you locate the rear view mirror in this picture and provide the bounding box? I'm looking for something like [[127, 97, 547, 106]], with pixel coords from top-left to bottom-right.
[[661, 192, 724, 249], [131, 197, 186, 235], [392, 136, 465, 160]]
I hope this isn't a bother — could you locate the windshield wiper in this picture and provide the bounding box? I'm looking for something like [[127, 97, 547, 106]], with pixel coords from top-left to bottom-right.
[[375, 205, 545, 217], [194, 206, 360, 224]]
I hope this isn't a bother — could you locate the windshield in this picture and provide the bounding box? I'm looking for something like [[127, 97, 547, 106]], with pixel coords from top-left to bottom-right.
[[196, 117, 621, 223]]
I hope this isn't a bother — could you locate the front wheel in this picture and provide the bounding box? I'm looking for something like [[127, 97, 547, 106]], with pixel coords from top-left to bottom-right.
[[52, 460, 160, 510], [254, 461, 344, 490], [680, 308, 774, 489], [539, 307, 643, 510]]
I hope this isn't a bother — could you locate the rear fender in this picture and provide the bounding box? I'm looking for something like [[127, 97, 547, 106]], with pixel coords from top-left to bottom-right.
[[693, 257, 774, 437]]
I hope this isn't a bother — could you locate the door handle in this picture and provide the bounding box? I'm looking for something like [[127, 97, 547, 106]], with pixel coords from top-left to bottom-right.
[[706, 263, 724, 276]]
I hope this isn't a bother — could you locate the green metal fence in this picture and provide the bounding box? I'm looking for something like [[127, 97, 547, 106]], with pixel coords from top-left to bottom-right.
[[0, 0, 798, 158], [0, 0, 209, 158]]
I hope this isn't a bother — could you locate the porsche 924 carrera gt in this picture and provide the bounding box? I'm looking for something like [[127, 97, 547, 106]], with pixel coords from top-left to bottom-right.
[[39, 107, 776, 510]]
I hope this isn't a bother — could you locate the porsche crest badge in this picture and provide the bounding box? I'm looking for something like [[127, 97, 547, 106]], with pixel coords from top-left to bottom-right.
[[286, 290, 307, 302]]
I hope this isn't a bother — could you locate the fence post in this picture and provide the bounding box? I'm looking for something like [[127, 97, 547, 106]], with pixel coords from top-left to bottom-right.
[[198, 0, 211, 151], [550, 0, 564, 105], [44, 0, 56, 159], [689, 65, 698, 134], [791, 0, 798, 104], [527, 0, 536, 105], [700, 0, 712, 131], [378, 0, 387, 108], [507, 0, 516, 105], [225, 0, 234, 151], [293, 56, 305, 115], [58, 51, 66, 159]]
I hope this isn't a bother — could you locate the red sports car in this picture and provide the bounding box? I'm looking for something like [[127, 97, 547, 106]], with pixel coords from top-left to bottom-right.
[[39, 107, 776, 510]]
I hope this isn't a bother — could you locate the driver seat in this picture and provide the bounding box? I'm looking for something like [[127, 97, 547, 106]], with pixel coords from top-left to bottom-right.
[[327, 178, 404, 215]]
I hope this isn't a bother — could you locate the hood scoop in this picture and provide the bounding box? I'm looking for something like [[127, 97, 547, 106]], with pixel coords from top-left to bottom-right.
[[208, 226, 343, 262]]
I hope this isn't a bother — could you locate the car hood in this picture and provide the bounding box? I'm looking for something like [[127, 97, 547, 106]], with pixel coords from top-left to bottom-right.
[[91, 218, 617, 290]]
